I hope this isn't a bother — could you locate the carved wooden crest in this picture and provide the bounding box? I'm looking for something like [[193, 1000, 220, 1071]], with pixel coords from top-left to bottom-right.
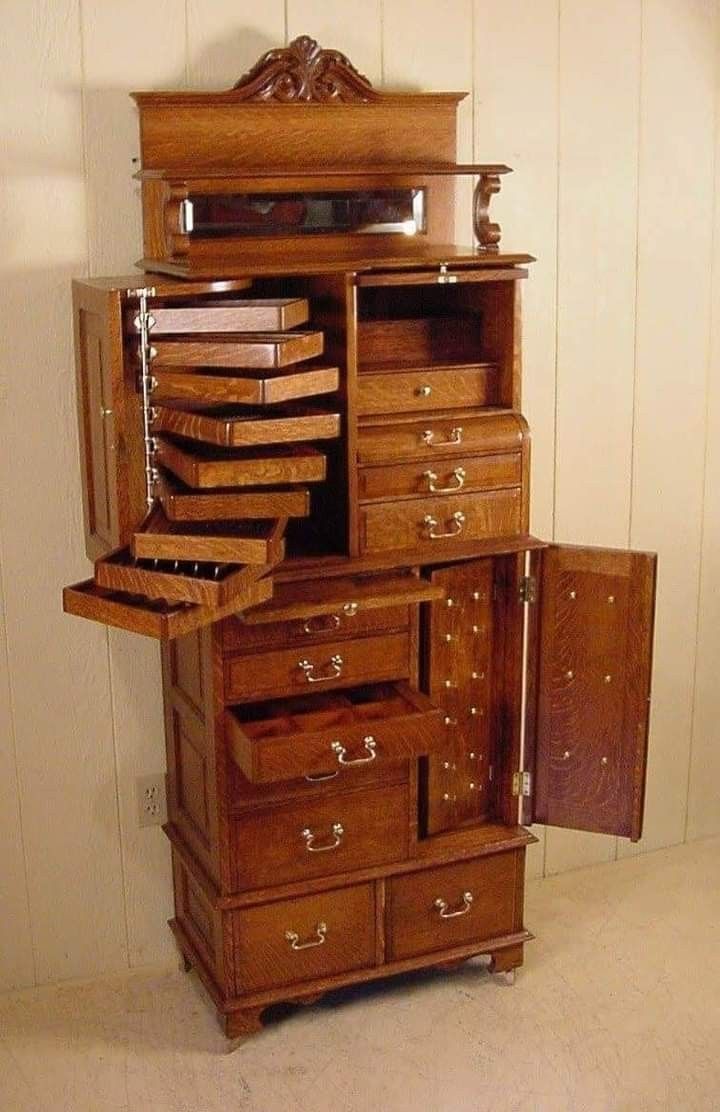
[[232, 35, 379, 103]]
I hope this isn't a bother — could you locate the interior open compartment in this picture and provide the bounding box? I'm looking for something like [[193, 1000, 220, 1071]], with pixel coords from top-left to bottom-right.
[[356, 271, 525, 411]]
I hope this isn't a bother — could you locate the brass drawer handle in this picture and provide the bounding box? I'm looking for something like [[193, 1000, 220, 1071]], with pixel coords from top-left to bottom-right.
[[421, 426, 463, 447], [304, 770, 340, 782], [434, 891, 474, 919], [302, 613, 341, 635], [331, 735, 377, 766], [302, 821, 344, 852], [298, 654, 343, 683], [424, 466, 466, 494], [285, 921, 327, 950], [423, 511, 466, 539]]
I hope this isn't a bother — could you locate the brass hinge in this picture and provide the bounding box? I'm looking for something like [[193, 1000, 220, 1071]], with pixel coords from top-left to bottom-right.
[[512, 771, 532, 798], [519, 575, 536, 604]]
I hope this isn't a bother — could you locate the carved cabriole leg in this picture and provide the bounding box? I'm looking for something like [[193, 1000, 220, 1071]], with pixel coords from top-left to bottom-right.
[[224, 1007, 265, 1041], [473, 173, 502, 253]]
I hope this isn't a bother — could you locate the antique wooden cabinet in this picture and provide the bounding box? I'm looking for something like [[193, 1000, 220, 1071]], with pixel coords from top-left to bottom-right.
[[63, 37, 656, 1040]]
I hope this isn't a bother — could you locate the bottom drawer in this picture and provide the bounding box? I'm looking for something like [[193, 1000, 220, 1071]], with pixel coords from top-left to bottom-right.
[[386, 851, 520, 961], [233, 883, 375, 994]]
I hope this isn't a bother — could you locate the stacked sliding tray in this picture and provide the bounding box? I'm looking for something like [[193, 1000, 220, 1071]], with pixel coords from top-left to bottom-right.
[[64, 296, 341, 638]]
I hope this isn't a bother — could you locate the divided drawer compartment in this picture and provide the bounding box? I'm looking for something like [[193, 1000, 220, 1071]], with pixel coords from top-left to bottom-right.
[[386, 851, 521, 961], [232, 883, 376, 994], [232, 783, 409, 890], [226, 681, 443, 783]]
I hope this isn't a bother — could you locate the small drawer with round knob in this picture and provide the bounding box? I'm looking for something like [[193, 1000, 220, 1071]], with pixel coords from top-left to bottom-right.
[[357, 366, 498, 416], [231, 783, 409, 890], [386, 851, 521, 961]]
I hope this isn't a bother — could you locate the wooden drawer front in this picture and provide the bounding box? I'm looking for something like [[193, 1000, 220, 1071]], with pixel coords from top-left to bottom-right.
[[156, 439, 327, 489], [387, 852, 519, 961], [227, 757, 408, 813], [224, 632, 411, 702], [359, 489, 522, 554], [152, 403, 340, 448], [357, 366, 497, 416], [357, 412, 525, 465], [149, 330, 323, 368], [226, 682, 443, 783], [150, 365, 338, 406], [232, 783, 409, 890], [222, 604, 409, 654], [233, 883, 375, 994], [146, 298, 310, 335], [358, 452, 522, 502]]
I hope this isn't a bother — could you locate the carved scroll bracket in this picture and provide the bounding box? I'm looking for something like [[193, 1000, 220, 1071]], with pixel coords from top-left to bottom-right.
[[473, 174, 502, 254], [232, 35, 379, 104]]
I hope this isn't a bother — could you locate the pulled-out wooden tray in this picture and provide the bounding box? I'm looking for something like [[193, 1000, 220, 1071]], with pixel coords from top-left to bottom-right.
[[157, 472, 311, 522], [152, 403, 341, 447], [149, 365, 339, 405], [131, 504, 287, 564], [144, 298, 309, 335], [155, 438, 327, 489], [94, 547, 274, 607], [148, 330, 323, 368], [63, 576, 272, 640]]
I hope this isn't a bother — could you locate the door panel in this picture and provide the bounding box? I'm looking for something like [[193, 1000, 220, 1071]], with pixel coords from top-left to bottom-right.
[[533, 545, 656, 840]]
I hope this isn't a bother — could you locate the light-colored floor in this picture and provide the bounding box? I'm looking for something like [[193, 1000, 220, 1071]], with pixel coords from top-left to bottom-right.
[[1, 838, 719, 1112]]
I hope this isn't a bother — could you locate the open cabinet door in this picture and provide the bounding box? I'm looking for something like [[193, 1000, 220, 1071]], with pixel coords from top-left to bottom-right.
[[531, 545, 656, 841]]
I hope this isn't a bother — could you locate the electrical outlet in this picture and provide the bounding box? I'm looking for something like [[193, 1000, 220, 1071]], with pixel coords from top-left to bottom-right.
[[136, 774, 167, 827]]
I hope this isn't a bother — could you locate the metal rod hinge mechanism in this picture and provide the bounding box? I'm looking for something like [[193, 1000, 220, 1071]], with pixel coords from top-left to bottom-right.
[[128, 285, 158, 508], [512, 771, 532, 798], [519, 575, 537, 605]]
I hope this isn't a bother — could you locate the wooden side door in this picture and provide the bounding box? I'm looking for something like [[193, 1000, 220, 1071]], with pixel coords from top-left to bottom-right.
[[530, 544, 656, 841]]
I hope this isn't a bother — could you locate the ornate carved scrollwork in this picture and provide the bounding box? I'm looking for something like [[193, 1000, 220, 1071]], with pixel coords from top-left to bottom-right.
[[232, 35, 379, 103], [473, 174, 502, 253]]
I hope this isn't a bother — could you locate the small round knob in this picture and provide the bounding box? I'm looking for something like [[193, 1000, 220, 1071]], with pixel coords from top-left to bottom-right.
[[417, 384, 432, 397]]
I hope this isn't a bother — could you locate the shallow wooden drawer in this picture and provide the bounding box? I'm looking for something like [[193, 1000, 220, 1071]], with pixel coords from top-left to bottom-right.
[[157, 472, 311, 523], [232, 883, 375, 994], [226, 681, 442, 783], [156, 439, 327, 489], [359, 489, 522, 553], [148, 330, 323, 368], [222, 603, 409, 655], [150, 365, 338, 406], [357, 365, 498, 416], [357, 411, 525, 465], [232, 783, 409, 890], [358, 452, 522, 502], [145, 297, 309, 335], [386, 851, 520, 961], [227, 756, 408, 813], [152, 403, 340, 447], [224, 631, 411, 702]]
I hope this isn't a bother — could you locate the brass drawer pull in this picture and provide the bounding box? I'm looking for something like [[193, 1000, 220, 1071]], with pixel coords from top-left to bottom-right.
[[434, 891, 474, 919], [331, 735, 377, 766], [423, 511, 466, 539], [302, 613, 341, 635], [424, 466, 466, 493], [416, 383, 432, 397], [421, 426, 463, 448], [302, 821, 344, 852], [285, 921, 327, 950], [298, 654, 343, 683], [304, 770, 340, 782]]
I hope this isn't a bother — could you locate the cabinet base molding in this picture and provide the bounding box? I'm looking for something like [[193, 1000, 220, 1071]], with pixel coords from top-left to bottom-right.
[[169, 914, 531, 1043]]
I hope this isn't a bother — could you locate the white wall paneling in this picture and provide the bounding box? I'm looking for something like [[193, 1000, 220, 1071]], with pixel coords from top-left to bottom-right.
[[0, 0, 718, 989]]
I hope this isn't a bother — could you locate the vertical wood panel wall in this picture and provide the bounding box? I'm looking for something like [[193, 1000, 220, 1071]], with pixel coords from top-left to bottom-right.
[[0, 0, 718, 990]]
